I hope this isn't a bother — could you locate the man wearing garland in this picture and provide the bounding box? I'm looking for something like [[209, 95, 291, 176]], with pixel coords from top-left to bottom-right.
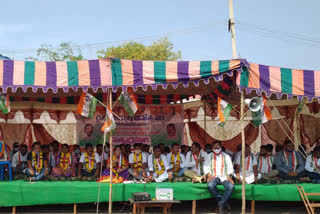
[[146, 145, 171, 182], [166, 143, 186, 181], [12, 144, 28, 177], [204, 141, 234, 213], [234, 144, 260, 184], [24, 142, 49, 182], [128, 143, 147, 181], [51, 144, 77, 177], [184, 142, 207, 183], [78, 143, 101, 179], [275, 140, 307, 181], [305, 146, 320, 182]]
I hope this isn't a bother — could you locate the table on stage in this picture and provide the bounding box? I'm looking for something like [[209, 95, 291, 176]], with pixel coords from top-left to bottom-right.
[[128, 198, 181, 214]]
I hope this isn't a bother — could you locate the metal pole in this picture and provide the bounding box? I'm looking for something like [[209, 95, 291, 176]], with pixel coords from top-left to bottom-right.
[[228, 0, 246, 213], [108, 89, 113, 214]]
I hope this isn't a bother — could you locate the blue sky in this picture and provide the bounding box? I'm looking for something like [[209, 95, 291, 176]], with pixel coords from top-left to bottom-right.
[[1, 0, 320, 70]]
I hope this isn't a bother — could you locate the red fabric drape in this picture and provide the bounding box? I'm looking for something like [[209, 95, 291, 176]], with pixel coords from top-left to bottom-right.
[[187, 122, 259, 153], [33, 124, 55, 145]]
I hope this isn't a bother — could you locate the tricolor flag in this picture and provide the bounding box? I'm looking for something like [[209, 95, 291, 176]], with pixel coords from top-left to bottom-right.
[[119, 91, 138, 116], [101, 105, 116, 133], [252, 95, 272, 126], [217, 97, 232, 127], [0, 92, 10, 114], [77, 92, 97, 118]]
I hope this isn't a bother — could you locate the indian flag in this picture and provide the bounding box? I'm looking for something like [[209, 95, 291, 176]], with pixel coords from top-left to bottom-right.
[[217, 97, 232, 127], [77, 92, 97, 118], [101, 105, 116, 133], [0, 92, 10, 114], [119, 91, 138, 116], [252, 95, 272, 126]]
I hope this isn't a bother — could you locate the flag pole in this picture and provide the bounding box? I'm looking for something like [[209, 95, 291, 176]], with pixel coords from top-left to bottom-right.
[[228, 0, 246, 213], [108, 89, 113, 214]]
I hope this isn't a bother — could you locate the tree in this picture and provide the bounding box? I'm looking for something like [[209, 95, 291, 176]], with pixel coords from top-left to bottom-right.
[[97, 37, 181, 61], [26, 42, 84, 61]]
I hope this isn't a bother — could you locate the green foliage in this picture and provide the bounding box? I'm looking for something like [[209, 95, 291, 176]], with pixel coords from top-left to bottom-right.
[[26, 42, 84, 61], [97, 37, 181, 61]]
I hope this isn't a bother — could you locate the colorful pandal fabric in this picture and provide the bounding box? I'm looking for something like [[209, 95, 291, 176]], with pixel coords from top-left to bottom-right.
[[0, 58, 245, 93], [237, 62, 320, 101]]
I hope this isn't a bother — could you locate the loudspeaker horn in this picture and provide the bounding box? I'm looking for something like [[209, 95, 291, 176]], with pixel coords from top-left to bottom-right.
[[244, 97, 262, 112]]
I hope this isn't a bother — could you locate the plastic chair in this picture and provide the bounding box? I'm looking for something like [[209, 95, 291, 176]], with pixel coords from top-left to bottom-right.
[[0, 161, 12, 181]]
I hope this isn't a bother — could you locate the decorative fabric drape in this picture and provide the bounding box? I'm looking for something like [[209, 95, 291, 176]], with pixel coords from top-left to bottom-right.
[[42, 124, 77, 145]]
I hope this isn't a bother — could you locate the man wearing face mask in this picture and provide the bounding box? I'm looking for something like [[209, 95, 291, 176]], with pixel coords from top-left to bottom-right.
[[205, 144, 212, 154], [275, 140, 308, 181], [128, 143, 147, 181], [10, 142, 20, 161], [203, 141, 234, 213]]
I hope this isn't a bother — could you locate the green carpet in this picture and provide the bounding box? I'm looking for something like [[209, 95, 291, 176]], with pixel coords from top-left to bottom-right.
[[1, 181, 320, 207]]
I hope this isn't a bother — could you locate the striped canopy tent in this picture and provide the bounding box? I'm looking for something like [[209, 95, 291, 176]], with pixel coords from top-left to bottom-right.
[[237, 62, 320, 102]]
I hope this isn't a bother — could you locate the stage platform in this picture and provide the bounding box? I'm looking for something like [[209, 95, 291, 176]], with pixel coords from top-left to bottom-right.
[[1, 181, 320, 207]]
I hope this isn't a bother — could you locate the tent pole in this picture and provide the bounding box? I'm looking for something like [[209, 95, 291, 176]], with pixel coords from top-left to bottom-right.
[[108, 89, 113, 214], [228, 0, 245, 213]]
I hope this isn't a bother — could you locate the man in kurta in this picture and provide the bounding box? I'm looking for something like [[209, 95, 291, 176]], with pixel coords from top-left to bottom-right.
[[166, 143, 186, 181], [128, 143, 147, 181], [257, 145, 279, 180], [305, 146, 320, 182], [147, 145, 171, 182], [184, 142, 207, 183], [204, 141, 234, 213], [275, 140, 307, 181]]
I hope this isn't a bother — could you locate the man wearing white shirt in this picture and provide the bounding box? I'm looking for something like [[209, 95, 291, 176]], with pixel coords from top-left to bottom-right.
[[235, 144, 260, 184], [147, 145, 171, 182], [12, 144, 28, 175], [166, 143, 186, 180], [257, 145, 279, 180], [204, 141, 234, 213], [78, 143, 101, 178], [305, 146, 320, 181], [129, 143, 147, 180], [184, 142, 207, 183], [96, 144, 109, 168]]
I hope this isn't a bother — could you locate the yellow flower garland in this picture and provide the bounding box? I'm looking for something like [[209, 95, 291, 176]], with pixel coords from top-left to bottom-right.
[[85, 152, 95, 172], [60, 152, 71, 170], [32, 151, 43, 173], [133, 153, 142, 171], [112, 154, 126, 177], [170, 153, 180, 175], [154, 155, 165, 176]]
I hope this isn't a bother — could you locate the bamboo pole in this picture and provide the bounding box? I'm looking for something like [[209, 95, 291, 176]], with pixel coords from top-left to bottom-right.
[[108, 89, 113, 214]]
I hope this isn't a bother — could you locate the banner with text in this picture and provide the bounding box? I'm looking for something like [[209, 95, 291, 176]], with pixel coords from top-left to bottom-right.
[[77, 105, 184, 146]]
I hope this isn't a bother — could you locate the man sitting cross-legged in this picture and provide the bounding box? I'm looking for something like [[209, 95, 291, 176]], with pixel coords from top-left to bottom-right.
[[128, 143, 147, 181], [235, 144, 260, 184], [146, 145, 171, 182], [204, 140, 234, 213], [184, 142, 207, 183], [275, 140, 308, 181], [167, 143, 186, 181], [78, 143, 101, 179], [257, 145, 279, 180], [305, 146, 320, 183], [24, 142, 49, 182], [12, 144, 28, 178]]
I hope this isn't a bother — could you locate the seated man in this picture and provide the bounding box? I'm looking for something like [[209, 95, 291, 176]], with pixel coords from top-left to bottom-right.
[[275, 140, 307, 181], [204, 140, 234, 213], [49, 141, 60, 168], [257, 145, 279, 180], [24, 142, 49, 182], [51, 144, 77, 177], [235, 144, 260, 184], [305, 146, 320, 182], [9, 142, 20, 161], [147, 145, 170, 182], [167, 143, 186, 181], [184, 142, 207, 183], [12, 144, 28, 177], [128, 143, 147, 181], [96, 144, 109, 168], [78, 143, 101, 179]]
